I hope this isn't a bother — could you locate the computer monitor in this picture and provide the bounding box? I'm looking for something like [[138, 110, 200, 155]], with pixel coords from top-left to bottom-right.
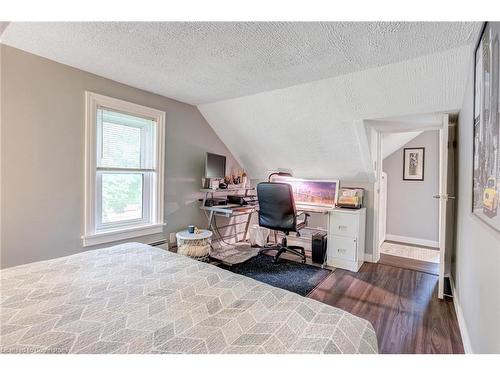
[[205, 152, 226, 179], [271, 176, 339, 208]]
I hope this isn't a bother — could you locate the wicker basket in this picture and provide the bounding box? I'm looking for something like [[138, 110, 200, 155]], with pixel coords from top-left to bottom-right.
[[176, 230, 212, 262]]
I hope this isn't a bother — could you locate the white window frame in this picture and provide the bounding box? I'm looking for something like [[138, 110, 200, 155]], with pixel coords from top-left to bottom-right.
[[83, 92, 165, 247]]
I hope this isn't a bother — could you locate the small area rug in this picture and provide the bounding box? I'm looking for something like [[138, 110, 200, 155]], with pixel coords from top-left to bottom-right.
[[219, 254, 331, 296]]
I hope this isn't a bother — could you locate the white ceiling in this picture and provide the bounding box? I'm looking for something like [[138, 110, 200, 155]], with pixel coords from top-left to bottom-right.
[[1, 22, 479, 105], [382, 132, 423, 160], [367, 112, 445, 132], [1, 22, 482, 182], [199, 46, 474, 181], [0, 22, 9, 36]]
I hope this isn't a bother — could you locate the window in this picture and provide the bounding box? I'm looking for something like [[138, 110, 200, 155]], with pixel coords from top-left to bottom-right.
[[84, 92, 165, 246]]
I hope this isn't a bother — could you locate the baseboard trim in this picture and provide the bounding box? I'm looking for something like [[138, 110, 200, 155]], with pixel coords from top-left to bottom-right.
[[450, 276, 473, 354], [149, 239, 169, 250], [385, 234, 439, 248]]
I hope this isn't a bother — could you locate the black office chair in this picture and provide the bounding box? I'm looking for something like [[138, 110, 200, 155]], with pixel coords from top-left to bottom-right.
[[257, 182, 310, 263]]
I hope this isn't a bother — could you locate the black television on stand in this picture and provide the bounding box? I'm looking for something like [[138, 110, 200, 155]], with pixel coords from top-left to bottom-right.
[[203, 152, 226, 189]]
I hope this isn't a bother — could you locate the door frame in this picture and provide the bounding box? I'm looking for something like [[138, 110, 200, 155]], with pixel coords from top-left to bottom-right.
[[378, 172, 388, 248], [371, 113, 450, 299], [437, 114, 449, 299]]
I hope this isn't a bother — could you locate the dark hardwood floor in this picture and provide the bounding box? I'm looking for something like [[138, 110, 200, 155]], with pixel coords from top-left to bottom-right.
[[379, 253, 439, 275], [308, 261, 464, 354]]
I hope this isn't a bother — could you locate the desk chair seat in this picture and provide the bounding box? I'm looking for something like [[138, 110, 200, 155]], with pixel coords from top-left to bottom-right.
[[256, 182, 310, 263]]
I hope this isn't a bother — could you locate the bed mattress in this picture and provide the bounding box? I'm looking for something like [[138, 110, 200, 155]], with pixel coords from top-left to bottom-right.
[[0, 243, 377, 354]]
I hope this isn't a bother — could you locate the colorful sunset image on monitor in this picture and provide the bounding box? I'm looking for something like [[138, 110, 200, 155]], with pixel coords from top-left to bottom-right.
[[271, 177, 339, 207]]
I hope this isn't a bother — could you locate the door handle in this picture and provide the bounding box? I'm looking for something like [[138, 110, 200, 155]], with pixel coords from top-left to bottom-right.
[[433, 194, 456, 200]]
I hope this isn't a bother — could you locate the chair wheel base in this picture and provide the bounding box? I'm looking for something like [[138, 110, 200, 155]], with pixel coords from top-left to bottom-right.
[[260, 240, 306, 265]]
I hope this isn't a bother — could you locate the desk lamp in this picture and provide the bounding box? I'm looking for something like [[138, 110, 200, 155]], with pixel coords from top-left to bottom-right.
[[267, 171, 292, 182]]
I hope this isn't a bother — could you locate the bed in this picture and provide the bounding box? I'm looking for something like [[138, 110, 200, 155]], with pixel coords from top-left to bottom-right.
[[0, 243, 377, 354]]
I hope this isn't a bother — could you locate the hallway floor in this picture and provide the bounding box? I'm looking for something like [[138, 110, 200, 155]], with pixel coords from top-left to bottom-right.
[[381, 241, 440, 263]]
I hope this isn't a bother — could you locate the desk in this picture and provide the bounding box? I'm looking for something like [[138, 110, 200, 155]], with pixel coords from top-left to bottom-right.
[[199, 187, 257, 244], [200, 203, 256, 217], [200, 200, 333, 245], [267, 204, 333, 262], [198, 189, 366, 272], [296, 204, 335, 214], [200, 204, 257, 243], [267, 205, 367, 272]]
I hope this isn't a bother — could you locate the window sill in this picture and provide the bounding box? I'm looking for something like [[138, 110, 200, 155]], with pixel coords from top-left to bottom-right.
[[83, 223, 165, 247]]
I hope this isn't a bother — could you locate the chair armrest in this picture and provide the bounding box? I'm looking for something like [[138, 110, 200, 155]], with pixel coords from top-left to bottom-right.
[[296, 211, 310, 231], [296, 211, 310, 219]]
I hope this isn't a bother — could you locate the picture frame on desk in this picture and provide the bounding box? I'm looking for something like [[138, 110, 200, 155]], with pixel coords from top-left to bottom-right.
[[201, 178, 221, 190]]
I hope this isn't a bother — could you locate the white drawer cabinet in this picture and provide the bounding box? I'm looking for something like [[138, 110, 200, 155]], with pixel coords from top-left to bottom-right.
[[327, 208, 366, 272], [330, 211, 358, 237], [329, 235, 357, 261]]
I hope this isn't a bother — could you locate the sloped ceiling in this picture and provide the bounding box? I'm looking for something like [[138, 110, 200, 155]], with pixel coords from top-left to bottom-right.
[[370, 112, 444, 159], [199, 46, 474, 180], [1, 22, 481, 181], [382, 132, 423, 160], [1, 22, 478, 105], [0, 22, 9, 36]]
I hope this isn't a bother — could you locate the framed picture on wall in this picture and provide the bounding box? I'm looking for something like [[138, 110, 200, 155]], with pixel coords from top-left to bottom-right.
[[473, 22, 500, 233], [403, 147, 425, 181]]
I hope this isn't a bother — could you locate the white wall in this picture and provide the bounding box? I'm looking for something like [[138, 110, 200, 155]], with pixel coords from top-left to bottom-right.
[[383, 131, 440, 245], [453, 51, 500, 353], [382, 131, 422, 159], [0, 45, 241, 268], [199, 46, 472, 182]]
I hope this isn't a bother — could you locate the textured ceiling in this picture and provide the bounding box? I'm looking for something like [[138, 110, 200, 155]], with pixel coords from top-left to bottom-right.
[[199, 46, 474, 181], [1, 22, 481, 182], [1, 22, 479, 104]]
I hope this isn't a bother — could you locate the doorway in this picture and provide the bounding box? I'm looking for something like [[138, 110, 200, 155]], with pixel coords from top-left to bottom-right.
[[379, 129, 441, 275], [368, 113, 456, 299]]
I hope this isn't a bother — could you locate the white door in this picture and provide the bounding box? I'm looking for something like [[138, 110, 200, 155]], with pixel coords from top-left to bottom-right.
[[437, 114, 450, 299], [378, 172, 387, 247], [444, 125, 457, 278]]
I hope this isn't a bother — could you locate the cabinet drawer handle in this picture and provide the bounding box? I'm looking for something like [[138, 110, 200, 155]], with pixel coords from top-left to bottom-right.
[[338, 225, 348, 230]]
